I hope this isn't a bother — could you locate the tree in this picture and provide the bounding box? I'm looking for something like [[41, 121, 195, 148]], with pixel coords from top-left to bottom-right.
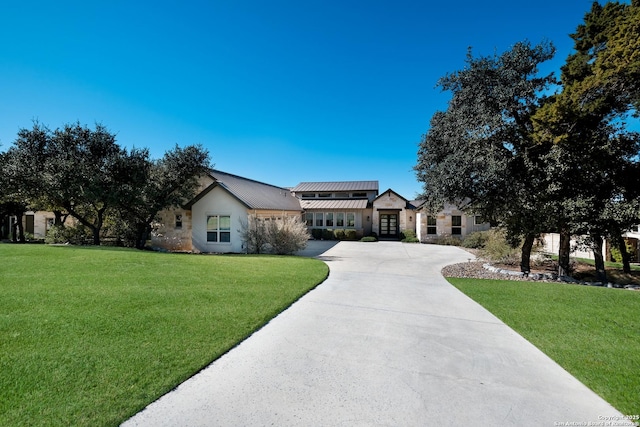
[[415, 41, 556, 273], [114, 144, 210, 249], [7, 122, 153, 245], [532, 0, 640, 276]]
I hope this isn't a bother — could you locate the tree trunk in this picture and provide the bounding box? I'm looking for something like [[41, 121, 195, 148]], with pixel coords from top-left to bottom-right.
[[558, 229, 571, 277], [614, 235, 632, 273], [591, 234, 607, 283], [53, 210, 65, 227], [520, 233, 535, 275]]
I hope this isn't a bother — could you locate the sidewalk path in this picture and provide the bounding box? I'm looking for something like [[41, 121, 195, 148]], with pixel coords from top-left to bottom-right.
[[123, 242, 627, 426]]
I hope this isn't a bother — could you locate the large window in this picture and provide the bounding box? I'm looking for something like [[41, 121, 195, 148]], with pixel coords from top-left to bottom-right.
[[347, 213, 355, 227], [305, 212, 357, 228], [207, 215, 231, 243], [451, 215, 462, 235], [326, 213, 334, 227], [474, 215, 484, 225], [427, 216, 437, 235]]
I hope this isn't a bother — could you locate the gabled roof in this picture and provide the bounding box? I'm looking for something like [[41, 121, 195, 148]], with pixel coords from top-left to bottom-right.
[[292, 181, 379, 193], [374, 188, 421, 209], [185, 170, 302, 211]]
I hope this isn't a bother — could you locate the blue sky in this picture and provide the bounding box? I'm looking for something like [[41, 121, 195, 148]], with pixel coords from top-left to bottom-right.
[[0, 0, 605, 198]]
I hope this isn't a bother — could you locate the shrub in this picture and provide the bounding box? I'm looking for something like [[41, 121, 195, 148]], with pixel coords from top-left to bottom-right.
[[360, 236, 377, 242], [45, 225, 92, 245], [400, 229, 419, 243], [481, 229, 520, 265], [334, 229, 346, 240], [433, 234, 461, 246], [610, 240, 634, 263], [238, 216, 270, 254], [344, 229, 357, 241], [322, 229, 335, 240], [462, 231, 490, 249], [240, 215, 310, 255], [311, 228, 323, 240]]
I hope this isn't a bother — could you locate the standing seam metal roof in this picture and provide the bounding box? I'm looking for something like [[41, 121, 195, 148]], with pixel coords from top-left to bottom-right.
[[292, 181, 379, 192], [299, 199, 369, 210], [209, 170, 302, 211]]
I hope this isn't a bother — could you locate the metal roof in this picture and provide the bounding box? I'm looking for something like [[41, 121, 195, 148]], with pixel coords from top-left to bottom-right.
[[299, 199, 369, 210], [292, 181, 379, 193], [208, 170, 303, 211]]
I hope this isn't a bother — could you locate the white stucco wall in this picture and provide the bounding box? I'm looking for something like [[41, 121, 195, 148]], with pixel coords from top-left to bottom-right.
[[191, 186, 248, 253]]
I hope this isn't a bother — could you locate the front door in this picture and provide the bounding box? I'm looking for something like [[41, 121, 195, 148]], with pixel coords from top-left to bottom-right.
[[379, 214, 398, 238]]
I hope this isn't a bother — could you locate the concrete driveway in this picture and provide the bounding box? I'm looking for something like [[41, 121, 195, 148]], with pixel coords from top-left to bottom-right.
[[123, 242, 627, 426]]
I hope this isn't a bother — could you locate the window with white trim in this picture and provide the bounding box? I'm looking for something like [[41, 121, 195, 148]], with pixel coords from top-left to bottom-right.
[[451, 215, 462, 235], [305, 212, 313, 226], [474, 215, 484, 225], [336, 213, 345, 227], [427, 216, 436, 235], [347, 213, 355, 227], [207, 215, 231, 243], [315, 212, 324, 227], [326, 213, 334, 227]]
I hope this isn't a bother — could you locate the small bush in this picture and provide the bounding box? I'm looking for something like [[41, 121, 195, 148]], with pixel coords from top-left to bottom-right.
[[481, 229, 520, 265], [334, 229, 346, 240], [462, 231, 490, 249], [433, 234, 461, 246], [344, 229, 357, 241], [322, 229, 335, 240], [360, 236, 377, 242], [240, 215, 310, 254], [311, 229, 323, 240], [45, 225, 92, 245], [610, 240, 634, 263]]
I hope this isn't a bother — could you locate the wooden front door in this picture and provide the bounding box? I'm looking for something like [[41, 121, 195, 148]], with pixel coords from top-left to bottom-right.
[[380, 214, 398, 238]]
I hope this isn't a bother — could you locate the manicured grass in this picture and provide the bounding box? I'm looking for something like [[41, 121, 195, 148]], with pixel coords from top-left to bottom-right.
[[0, 244, 328, 426], [448, 277, 640, 417]]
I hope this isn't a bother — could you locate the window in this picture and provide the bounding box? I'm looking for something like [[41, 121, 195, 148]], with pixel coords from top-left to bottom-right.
[[175, 214, 183, 229], [207, 215, 231, 243], [427, 216, 437, 235], [474, 215, 484, 225], [301, 193, 315, 198], [315, 212, 324, 227], [347, 212, 355, 227], [335, 193, 349, 198], [318, 193, 331, 198], [352, 192, 366, 198], [451, 215, 462, 235], [326, 213, 334, 227], [305, 212, 313, 226], [336, 213, 344, 227]]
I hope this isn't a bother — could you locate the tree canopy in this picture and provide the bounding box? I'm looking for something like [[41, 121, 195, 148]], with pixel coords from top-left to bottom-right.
[[416, 0, 640, 278], [2, 122, 210, 247]]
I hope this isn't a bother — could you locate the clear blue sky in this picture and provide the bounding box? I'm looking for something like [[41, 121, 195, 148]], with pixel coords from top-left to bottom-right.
[[0, 0, 604, 198]]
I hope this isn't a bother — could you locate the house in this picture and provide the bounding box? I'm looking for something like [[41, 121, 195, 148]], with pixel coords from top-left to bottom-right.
[[152, 170, 303, 253], [1, 210, 56, 241], [291, 180, 378, 238], [370, 189, 419, 239], [6, 169, 492, 251], [415, 201, 490, 242]]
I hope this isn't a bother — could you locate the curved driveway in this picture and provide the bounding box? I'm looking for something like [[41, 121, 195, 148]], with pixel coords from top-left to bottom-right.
[[124, 242, 626, 426]]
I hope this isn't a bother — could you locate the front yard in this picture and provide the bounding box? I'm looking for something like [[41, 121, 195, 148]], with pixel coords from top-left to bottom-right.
[[0, 244, 328, 426]]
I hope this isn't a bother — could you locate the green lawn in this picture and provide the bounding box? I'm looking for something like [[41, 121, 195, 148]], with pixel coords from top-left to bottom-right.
[[0, 244, 328, 426], [448, 277, 640, 417]]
